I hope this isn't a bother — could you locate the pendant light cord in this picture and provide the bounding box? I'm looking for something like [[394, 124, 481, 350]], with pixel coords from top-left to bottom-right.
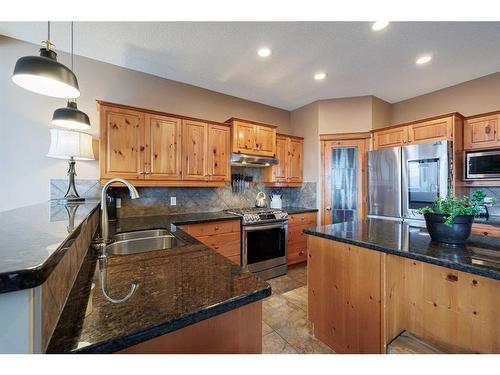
[[71, 21, 74, 70]]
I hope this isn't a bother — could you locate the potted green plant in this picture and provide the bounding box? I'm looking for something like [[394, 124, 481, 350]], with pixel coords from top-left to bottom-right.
[[417, 191, 487, 245]]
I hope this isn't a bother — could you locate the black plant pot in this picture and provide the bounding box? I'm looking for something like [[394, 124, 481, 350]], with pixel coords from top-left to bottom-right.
[[424, 213, 474, 245]]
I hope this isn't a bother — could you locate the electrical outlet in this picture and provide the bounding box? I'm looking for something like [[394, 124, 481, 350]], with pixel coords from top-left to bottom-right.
[[170, 196, 176, 206], [116, 198, 122, 209]]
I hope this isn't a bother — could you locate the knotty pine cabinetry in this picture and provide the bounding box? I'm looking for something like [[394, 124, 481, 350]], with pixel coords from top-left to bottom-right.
[[464, 113, 500, 150], [287, 212, 317, 265], [263, 134, 304, 187], [226, 118, 277, 157], [372, 114, 459, 150], [98, 101, 230, 187], [178, 220, 241, 265]]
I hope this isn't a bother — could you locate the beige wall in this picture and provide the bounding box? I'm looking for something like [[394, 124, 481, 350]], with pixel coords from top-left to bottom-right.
[[391, 72, 500, 124], [0, 36, 290, 211], [318, 96, 373, 134], [371, 96, 392, 130]]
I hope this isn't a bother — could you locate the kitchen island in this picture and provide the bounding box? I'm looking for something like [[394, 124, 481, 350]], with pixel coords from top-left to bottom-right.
[[304, 218, 500, 354]]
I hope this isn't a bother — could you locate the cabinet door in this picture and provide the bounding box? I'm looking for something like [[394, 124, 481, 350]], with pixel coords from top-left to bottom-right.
[[100, 106, 145, 180], [287, 138, 303, 183], [273, 136, 288, 182], [145, 114, 182, 180], [373, 127, 407, 150], [207, 124, 230, 181], [464, 116, 499, 150], [233, 121, 256, 153], [255, 125, 276, 157], [182, 120, 207, 180], [407, 117, 453, 144]]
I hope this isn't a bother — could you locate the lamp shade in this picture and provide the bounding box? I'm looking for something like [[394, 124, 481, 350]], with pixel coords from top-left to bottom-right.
[[47, 129, 94, 161], [12, 48, 80, 99], [52, 100, 91, 130]]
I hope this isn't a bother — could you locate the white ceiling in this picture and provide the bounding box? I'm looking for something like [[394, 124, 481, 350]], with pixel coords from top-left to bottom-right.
[[1, 21, 500, 110]]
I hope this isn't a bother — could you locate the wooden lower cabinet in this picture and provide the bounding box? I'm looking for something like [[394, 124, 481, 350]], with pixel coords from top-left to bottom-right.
[[118, 301, 262, 354], [178, 220, 241, 265], [287, 212, 317, 266], [307, 235, 500, 354], [471, 223, 500, 237]]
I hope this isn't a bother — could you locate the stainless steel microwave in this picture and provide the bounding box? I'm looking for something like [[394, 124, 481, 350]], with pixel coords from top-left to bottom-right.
[[465, 150, 500, 180]]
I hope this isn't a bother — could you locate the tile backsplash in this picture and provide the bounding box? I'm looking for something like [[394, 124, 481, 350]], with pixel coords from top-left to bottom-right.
[[50, 167, 317, 218], [462, 187, 500, 216]]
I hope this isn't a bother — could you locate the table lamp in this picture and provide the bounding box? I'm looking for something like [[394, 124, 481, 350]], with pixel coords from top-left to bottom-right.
[[47, 128, 95, 203]]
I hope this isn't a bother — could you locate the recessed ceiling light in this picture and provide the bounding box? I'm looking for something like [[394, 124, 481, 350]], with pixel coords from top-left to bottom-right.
[[257, 47, 272, 57], [314, 72, 327, 81], [416, 55, 432, 65], [372, 21, 389, 31]]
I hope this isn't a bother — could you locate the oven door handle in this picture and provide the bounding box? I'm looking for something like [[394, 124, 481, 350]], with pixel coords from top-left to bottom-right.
[[243, 222, 287, 231]]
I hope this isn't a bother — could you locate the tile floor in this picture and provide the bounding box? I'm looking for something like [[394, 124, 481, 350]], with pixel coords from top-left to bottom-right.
[[262, 264, 334, 354]]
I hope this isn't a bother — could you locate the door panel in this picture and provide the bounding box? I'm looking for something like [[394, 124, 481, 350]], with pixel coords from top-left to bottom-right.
[[101, 107, 145, 180], [373, 127, 407, 149], [207, 124, 230, 181], [288, 138, 303, 183], [274, 136, 288, 181], [464, 116, 499, 150], [145, 114, 182, 180], [182, 120, 207, 180], [255, 126, 276, 156], [234, 122, 256, 153], [408, 118, 452, 144]]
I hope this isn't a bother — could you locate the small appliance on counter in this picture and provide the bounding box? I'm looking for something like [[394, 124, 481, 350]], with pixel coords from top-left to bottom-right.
[[270, 192, 283, 209], [255, 191, 267, 208]]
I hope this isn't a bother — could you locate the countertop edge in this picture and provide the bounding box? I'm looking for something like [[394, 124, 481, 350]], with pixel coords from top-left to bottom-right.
[[71, 286, 271, 353], [0, 202, 100, 294], [304, 228, 500, 281]]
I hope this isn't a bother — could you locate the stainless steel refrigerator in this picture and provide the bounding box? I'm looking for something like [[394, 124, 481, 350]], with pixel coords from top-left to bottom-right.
[[368, 140, 451, 221]]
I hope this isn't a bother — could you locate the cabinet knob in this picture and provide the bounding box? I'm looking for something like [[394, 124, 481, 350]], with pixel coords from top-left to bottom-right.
[[140, 146, 145, 151], [299, 251, 305, 256], [326, 206, 332, 211]]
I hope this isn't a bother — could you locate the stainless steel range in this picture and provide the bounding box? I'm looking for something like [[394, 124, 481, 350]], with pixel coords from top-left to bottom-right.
[[227, 208, 288, 280]]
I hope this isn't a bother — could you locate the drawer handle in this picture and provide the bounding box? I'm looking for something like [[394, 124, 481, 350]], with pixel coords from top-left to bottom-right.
[[483, 231, 489, 236], [446, 274, 458, 282], [299, 251, 305, 256], [214, 227, 219, 231]]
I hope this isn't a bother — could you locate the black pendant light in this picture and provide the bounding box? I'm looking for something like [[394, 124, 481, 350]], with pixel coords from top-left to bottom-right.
[[52, 22, 91, 130], [12, 21, 80, 99]]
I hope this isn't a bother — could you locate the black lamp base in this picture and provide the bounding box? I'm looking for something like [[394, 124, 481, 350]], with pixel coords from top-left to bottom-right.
[[55, 157, 85, 205]]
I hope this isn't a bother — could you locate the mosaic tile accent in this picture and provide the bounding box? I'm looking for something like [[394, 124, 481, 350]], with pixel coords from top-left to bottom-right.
[[50, 179, 101, 201]]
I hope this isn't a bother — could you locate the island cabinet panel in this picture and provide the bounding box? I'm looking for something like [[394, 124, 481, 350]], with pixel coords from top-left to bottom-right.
[[307, 236, 382, 353], [384, 255, 500, 353], [287, 212, 317, 266], [100, 106, 145, 180], [464, 114, 500, 150], [145, 114, 182, 180], [207, 124, 231, 181], [178, 220, 241, 265], [118, 301, 262, 354], [182, 119, 208, 181]]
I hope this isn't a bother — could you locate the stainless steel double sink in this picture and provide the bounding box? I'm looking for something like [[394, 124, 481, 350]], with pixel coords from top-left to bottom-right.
[[105, 229, 185, 256]]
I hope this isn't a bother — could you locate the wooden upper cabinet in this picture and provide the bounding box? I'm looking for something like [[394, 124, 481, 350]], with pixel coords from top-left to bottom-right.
[[464, 115, 500, 150], [407, 117, 453, 144], [227, 118, 277, 157], [373, 126, 407, 150], [263, 134, 304, 187], [100, 106, 145, 180], [145, 114, 182, 180], [182, 119, 208, 181], [287, 137, 303, 183], [255, 126, 276, 157], [207, 124, 231, 181]]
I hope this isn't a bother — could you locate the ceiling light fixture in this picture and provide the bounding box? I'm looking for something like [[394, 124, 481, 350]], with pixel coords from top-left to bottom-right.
[[314, 72, 327, 81], [416, 55, 432, 65], [12, 21, 80, 98], [257, 47, 272, 57], [52, 22, 91, 130], [372, 21, 390, 31]]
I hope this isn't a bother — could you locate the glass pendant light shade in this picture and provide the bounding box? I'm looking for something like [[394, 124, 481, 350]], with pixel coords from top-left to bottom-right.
[[52, 100, 90, 130], [12, 47, 80, 99]]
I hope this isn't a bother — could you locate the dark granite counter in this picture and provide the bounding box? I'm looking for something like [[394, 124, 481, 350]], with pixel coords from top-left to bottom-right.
[[304, 219, 500, 281], [282, 207, 318, 215], [47, 212, 270, 353], [0, 201, 100, 293]]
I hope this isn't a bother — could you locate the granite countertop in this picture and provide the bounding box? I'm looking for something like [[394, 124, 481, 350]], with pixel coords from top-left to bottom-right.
[[46, 212, 270, 353], [304, 219, 500, 281], [0, 200, 100, 293], [282, 207, 318, 215]]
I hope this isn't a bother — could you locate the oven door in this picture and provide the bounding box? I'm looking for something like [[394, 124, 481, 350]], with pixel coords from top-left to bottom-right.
[[242, 222, 288, 273], [466, 151, 500, 180]]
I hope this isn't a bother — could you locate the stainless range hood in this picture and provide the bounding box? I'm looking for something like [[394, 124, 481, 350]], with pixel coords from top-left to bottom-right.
[[230, 153, 279, 168]]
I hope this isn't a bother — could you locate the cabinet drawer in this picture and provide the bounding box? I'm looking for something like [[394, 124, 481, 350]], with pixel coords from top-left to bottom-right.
[[288, 241, 307, 265], [181, 219, 240, 237], [198, 232, 241, 257], [288, 212, 317, 227], [471, 223, 500, 238], [288, 226, 309, 243]]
